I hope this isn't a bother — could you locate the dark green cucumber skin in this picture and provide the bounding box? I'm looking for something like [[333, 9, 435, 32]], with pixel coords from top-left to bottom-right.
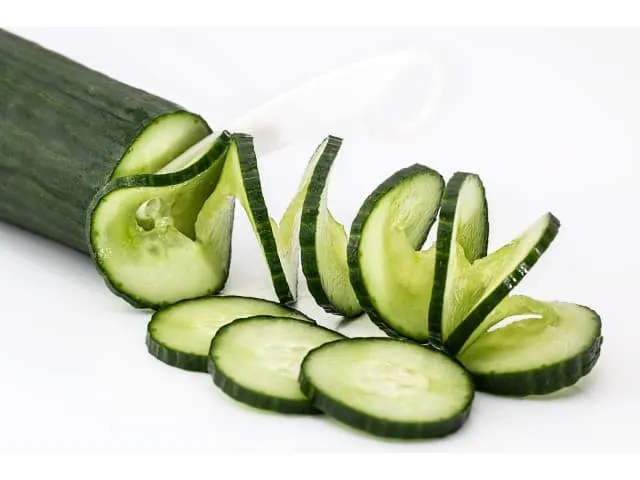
[[146, 333, 209, 372], [233, 134, 295, 305], [347, 164, 443, 341], [444, 213, 561, 356], [428, 172, 489, 346], [299, 338, 474, 439], [467, 309, 603, 396], [208, 316, 343, 414], [87, 132, 233, 310], [299, 135, 362, 318], [0, 29, 187, 252], [146, 295, 316, 372]]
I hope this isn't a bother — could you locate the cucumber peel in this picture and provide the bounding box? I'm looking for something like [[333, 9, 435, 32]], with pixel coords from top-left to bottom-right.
[[347, 164, 445, 342], [299, 135, 363, 318]]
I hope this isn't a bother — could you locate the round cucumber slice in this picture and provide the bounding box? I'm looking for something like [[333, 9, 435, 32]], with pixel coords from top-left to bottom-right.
[[458, 297, 603, 396], [208, 316, 344, 413], [146, 295, 313, 372], [299, 337, 474, 439]]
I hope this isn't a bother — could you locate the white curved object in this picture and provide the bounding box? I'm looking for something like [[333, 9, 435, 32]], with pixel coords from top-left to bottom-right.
[[225, 47, 445, 154]]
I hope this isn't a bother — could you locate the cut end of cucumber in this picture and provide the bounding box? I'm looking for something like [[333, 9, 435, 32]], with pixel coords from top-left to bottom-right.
[[348, 164, 444, 342], [300, 338, 474, 439], [110, 111, 212, 179], [89, 126, 233, 309], [208, 315, 343, 414], [459, 298, 602, 396], [146, 295, 313, 372]]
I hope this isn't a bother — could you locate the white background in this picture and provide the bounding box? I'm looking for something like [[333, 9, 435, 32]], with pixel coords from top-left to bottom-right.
[[0, 28, 638, 453]]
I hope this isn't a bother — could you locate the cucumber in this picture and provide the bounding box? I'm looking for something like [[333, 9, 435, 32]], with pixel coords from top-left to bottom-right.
[[88, 131, 233, 309], [299, 136, 362, 318], [146, 295, 313, 372], [208, 316, 343, 413], [0, 29, 197, 253], [347, 165, 445, 341], [428, 172, 489, 344], [218, 134, 301, 305], [442, 212, 560, 355], [458, 295, 603, 396], [299, 337, 474, 439], [90, 130, 334, 309]]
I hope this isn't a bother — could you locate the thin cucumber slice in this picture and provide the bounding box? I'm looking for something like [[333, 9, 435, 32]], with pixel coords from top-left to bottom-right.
[[208, 316, 343, 413], [88, 129, 233, 309], [443, 212, 560, 355], [299, 136, 363, 318], [109, 111, 213, 180], [428, 172, 489, 344], [211, 134, 329, 305], [299, 338, 474, 439], [458, 296, 603, 396], [347, 165, 445, 341], [146, 295, 313, 372]]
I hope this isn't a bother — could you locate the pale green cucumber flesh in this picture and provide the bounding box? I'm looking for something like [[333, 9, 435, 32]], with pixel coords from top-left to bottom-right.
[[347, 165, 445, 342], [428, 172, 489, 344], [89, 128, 233, 309], [299, 338, 474, 439], [208, 316, 343, 413], [110, 111, 212, 179], [146, 296, 314, 372], [217, 134, 336, 305], [459, 296, 603, 396], [299, 135, 362, 318], [443, 213, 560, 355]]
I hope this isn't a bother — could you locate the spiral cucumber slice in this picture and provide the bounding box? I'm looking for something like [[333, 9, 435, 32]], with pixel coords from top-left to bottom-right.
[[299, 135, 363, 318], [347, 165, 445, 342]]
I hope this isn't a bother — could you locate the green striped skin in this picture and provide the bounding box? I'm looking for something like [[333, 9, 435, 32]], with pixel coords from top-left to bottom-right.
[[146, 295, 315, 372], [147, 334, 209, 372], [347, 164, 444, 341], [299, 135, 363, 318], [299, 338, 475, 439], [208, 316, 344, 414], [233, 135, 295, 305], [87, 132, 232, 309], [428, 173, 489, 346], [444, 214, 560, 356], [0, 29, 185, 252]]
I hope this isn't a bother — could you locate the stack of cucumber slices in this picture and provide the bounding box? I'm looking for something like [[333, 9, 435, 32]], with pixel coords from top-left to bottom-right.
[[86, 111, 603, 440]]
